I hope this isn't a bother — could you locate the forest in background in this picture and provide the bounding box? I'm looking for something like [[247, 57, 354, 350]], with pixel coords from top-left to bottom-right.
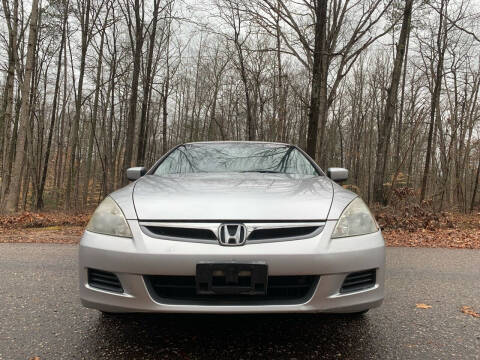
[[0, 0, 479, 214]]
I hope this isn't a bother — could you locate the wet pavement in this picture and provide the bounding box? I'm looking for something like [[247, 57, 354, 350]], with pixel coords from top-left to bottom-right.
[[0, 244, 479, 359]]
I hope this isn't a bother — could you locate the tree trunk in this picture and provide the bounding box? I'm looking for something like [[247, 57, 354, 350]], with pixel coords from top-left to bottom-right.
[[122, 0, 144, 183], [3, 0, 39, 213], [137, 0, 160, 165], [394, 25, 411, 166], [231, 13, 254, 141], [306, 0, 327, 160], [373, 0, 413, 204], [36, 0, 69, 210], [65, 0, 91, 209], [0, 0, 18, 202], [82, 7, 107, 207], [275, 1, 286, 142], [420, 0, 447, 203], [162, 16, 173, 154], [162, 74, 170, 154], [470, 156, 480, 212]]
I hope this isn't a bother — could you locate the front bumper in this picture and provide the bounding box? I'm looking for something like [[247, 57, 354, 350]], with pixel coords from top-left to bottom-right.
[[79, 220, 385, 313]]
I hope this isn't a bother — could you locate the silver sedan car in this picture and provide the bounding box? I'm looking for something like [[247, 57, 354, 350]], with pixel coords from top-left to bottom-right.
[[79, 141, 384, 314]]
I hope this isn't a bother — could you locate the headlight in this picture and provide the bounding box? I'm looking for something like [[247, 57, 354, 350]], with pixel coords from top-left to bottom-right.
[[86, 197, 132, 238], [331, 197, 378, 238]]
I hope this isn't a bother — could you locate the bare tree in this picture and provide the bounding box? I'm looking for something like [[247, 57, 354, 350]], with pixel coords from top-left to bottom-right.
[[121, 0, 145, 183], [373, 0, 414, 204], [217, 0, 255, 140], [420, 0, 449, 203], [0, 0, 478, 214], [0, 0, 19, 203], [36, 0, 70, 209], [4, 0, 40, 213], [137, 0, 163, 165], [64, 0, 105, 208], [306, 0, 327, 160]]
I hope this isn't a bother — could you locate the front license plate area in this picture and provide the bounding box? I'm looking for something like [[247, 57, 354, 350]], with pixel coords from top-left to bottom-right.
[[196, 262, 268, 295]]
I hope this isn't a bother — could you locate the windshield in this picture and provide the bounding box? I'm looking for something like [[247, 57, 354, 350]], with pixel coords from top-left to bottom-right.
[[153, 143, 319, 176]]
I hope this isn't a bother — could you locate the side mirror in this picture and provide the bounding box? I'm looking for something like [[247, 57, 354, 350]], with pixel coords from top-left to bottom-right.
[[126, 167, 146, 181], [327, 167, 348, 183]]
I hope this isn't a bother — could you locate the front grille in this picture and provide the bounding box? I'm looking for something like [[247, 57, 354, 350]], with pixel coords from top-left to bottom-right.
[[144, 226, 216, 241], [139, 221, 325, 244], [88, 268, 123, 293], [144, 275, 319, 305], [248, 226, 320, 241], [340, 269, 376, 294]]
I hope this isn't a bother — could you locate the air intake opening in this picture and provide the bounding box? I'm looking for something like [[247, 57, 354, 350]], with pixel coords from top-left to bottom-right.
[[143, 226, 217, 241], [88, 268, 123, 293], [145, 275, 319, 305], [340, 269, 376, 294], [248, 226, 320, 241]]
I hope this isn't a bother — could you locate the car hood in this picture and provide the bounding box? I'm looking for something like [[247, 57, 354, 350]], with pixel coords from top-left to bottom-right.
[[132, 173, 333, 220]]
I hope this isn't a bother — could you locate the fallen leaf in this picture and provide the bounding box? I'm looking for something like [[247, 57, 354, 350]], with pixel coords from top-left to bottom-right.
[[461, 306, 480, 318], [416, 303, 432, 309]]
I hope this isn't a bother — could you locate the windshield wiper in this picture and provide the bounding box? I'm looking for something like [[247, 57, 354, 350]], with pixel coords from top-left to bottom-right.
[[241, 170, 282, 174]]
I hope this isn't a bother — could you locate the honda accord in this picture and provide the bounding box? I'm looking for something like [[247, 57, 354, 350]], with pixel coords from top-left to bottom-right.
[[79, 141, 384, 314]]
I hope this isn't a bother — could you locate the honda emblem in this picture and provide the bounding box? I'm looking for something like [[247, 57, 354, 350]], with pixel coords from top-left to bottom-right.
[[218, 224, 247, 246]]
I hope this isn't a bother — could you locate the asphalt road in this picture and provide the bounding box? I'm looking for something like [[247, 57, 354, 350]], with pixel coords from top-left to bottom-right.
[[0, 245, 479, 360]]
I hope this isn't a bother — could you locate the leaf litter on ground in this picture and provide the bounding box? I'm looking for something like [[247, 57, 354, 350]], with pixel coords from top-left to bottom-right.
[[461, 306, 480, 318], [416, 304, 433, 309]]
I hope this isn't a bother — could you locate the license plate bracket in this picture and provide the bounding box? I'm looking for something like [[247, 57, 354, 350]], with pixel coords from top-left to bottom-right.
[[196, 262, 268, 295]]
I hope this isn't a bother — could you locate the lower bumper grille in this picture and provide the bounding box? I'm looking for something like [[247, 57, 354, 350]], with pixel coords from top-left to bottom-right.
[[144, 275, 319, 305], [88, 268, 123, 293], [340, 269, 376, 294]]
